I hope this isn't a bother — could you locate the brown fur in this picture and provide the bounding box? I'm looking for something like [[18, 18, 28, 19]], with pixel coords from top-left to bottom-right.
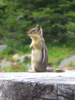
[[27, 25, 48, 72]]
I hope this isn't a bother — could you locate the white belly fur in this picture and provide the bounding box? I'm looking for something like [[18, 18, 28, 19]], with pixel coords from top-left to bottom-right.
[[32, 50, 42, 63]]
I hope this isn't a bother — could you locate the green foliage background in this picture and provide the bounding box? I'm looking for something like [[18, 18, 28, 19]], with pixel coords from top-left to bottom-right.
[[0, 0, 75, 47]]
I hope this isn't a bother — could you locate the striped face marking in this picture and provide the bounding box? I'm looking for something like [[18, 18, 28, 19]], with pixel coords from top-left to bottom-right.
[[27, 25, 42, 37], [30, 29, 32, 33]]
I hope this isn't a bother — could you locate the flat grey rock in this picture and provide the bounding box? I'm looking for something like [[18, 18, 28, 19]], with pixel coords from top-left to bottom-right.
[[0, 45, 7, 51], [19, 54, 31, 62], [0, 59, 12, 68], [0, 72, 75, 100], [58, 55, 75, 68]]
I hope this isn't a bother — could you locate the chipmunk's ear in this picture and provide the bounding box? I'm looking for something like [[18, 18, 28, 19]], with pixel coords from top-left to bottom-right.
[[36, 25, 41, 31]]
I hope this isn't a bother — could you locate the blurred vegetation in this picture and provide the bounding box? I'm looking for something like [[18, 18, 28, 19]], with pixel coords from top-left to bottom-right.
[[0, 44, 75, 69], [47, 44, 75, 68], [0, 0, 75, 47], [0, 0, 75, 72], [3, 63, 28, 72]]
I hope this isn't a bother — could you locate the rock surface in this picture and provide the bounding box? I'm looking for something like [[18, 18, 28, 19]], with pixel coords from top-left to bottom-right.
[[0, 59, 12, 68], [0, 45, 7, 51], [58, 55, 75, 68], [19, 54, 31, 62], [12, 54, 31, 62], [0, 71, 75, 100], [0, 54, 31, 71]]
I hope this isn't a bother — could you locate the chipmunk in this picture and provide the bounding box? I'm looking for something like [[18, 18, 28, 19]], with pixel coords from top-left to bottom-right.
[[27, 25, 48, 72], [27, 25, 65, 73]]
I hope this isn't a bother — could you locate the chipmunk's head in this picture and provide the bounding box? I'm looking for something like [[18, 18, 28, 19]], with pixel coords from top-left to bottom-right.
[[27, 25, 43, 39]]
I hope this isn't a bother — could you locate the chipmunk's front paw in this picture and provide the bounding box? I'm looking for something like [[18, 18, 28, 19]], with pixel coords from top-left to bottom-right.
[[30, 45, 34, 50], [30, 45, 32, 49], [28, 70, 35, 73]]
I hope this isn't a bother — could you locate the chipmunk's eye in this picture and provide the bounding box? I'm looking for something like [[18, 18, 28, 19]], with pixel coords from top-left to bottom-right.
[[32, 30, 35, 32]]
